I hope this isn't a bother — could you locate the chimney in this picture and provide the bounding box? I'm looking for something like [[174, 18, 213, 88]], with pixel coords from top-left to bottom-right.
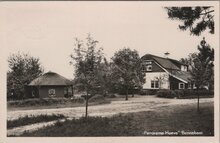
[[164, 52, 170, 58]]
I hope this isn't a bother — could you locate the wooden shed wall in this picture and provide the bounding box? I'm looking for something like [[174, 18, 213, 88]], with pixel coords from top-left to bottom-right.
[[38, 86, 65, 98]]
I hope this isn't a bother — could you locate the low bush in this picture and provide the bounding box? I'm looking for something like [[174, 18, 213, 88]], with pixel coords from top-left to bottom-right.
[[139, 89, 158, 95], [182, 89, 214, 96], [117, 87, 140, 95], [157, 90, 178, 98], [7, 114, 65, 129], [174, 90, 184, 98], [157, 89, 214, 99]]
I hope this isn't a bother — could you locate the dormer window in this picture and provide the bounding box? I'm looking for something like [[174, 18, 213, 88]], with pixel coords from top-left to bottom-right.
[[146, 65, 152, 71], [142, 60, 152, 72], [145, 61, 152, 64], [181, 65, 188, 71]]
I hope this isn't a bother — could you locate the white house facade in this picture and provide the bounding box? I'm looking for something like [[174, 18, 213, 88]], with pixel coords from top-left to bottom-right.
[[141, 54, 192, 90], [143, 72, 170, 89]]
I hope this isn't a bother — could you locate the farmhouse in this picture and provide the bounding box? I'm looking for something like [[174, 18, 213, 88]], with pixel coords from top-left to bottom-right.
[[27, 71, 73, 98], [141, 54, 192, 90]]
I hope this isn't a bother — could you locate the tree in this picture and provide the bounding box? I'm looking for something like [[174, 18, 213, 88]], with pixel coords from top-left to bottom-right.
[[7, 52, 44, 100], [180, 57, 190, 65], [70, 34, 105, 118], [183, 38, 214, 112], [96, 58, 116, 96], [111, 48, 145, 100], [165, 7, 214, 36], [197, 37, 214, 91]]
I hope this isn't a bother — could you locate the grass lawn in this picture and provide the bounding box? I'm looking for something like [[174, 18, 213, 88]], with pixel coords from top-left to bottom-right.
[[18, 102, 214, 137], [7, 114, 65, 129]]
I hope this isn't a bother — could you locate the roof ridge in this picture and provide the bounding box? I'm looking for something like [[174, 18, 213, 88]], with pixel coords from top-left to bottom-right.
[[142, 53, 187, 66], [29, 71, 72, 86], [144, 53, 176, 61], [142, 54, 180, 70]]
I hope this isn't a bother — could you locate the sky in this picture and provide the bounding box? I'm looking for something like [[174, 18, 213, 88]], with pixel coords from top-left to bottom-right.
[[1, 1, 218, 79]]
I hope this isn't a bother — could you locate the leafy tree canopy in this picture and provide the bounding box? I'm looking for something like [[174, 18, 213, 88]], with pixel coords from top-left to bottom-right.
[[70, 34, 106, 118], [7, 52, 44, 99], [111, 48, 145, 100], [180, 38, 214, 89], [70, 34, 105, 94], [165, 7, 214, 36]]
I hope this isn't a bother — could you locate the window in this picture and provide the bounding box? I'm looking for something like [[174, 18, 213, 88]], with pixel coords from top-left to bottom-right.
[[181, 65, 188, 71], [142, 60, 152, 72], [64, 87, 68, 95], [151, 80, 159, 89], [145, 61, 152, 64], [48, 89, 56, 97], [146, 65, 152, 71], [155, 81, 159, 88], [179, 83, 185, 89], [151, 81, 154, 88]]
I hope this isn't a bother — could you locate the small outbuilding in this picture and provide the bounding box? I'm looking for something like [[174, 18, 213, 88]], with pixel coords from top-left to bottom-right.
[[26, 71, 73, 98]]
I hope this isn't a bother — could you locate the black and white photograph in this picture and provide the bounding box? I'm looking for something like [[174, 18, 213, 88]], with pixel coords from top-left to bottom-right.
[[0, 1, 219, 143]]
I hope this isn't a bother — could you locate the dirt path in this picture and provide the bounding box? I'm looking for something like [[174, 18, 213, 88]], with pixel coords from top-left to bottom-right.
[[7, 96, 213, 136], [8, 96, 213, 121]]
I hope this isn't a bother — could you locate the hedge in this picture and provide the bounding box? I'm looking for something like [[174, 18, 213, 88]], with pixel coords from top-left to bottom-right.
[[157, 89, 214, 99], [139, 89, 158, 95]]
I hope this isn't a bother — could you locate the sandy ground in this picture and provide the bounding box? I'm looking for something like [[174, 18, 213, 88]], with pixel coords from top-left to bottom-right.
[[7, 95, 213, 136]]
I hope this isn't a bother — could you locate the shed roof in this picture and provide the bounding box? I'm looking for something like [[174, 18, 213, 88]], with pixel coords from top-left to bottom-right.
[[29, 71, 72, 86]]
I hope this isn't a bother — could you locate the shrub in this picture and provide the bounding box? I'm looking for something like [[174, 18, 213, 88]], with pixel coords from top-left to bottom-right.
[[116, 86, 140, 95], [157, 90, 180, 98], [157, 89, 214, 99], [174, 90, 184, 98], [157, 89, 170, 98], [139, 89, 158, 95]]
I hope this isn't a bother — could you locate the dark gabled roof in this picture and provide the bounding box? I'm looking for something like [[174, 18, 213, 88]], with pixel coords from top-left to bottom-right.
[[29, 71, 72, 86], [168, 58, 188, 67], [141, 54, 180, 70], [141, 54, 191, 83], [167, 69, 192, 83]]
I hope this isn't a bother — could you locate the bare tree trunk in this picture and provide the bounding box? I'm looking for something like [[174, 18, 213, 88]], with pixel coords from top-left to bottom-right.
[[125, 88, 128, 100], [85, 89, 89, 118], [37, 85, 40, 98], [197, 88, 200, 112], [132, 89, 134, 97]]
